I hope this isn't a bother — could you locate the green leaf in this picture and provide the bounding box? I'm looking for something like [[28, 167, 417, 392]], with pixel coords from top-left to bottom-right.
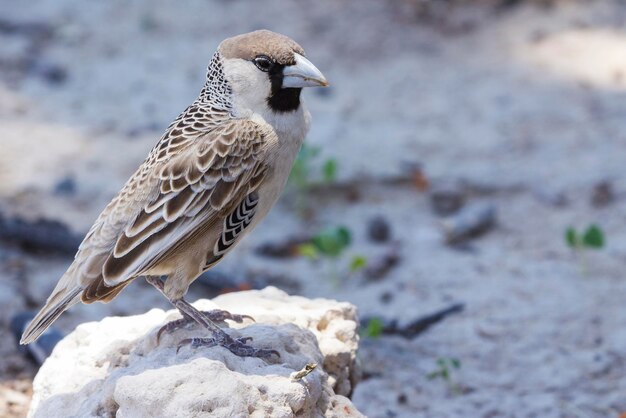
[[288, 159, 306, 187], [428, 358, 460, 382], [426, 371, 440, 380], [312, 226, 352, 257], [289, 144, 321, 188], [349, 255, 367, 272], [582, 224, 604, 248], [565, 227, 578, 248], [296, 144, 320, 161], [312, 233, 340, 257], [322, 159, 337, 183], [304, 145, 320, 159], [297, 244, 319, 260], [450, 358, 461, 369], [336, 226, 351, 247], [364, 317, 384, 339]]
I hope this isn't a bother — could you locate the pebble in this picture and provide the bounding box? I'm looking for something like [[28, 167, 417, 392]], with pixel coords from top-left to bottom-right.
[[29, 60, 68, 85], [379, 291, 394, 304], [440, 202, 497, 244], [533, 186, 568, 207], [367, 215, 392, 243], [590, 180, 614, 207], [364, 244, 401, 280], [53, 176, 76, 196], [430, 180, 465, 215]]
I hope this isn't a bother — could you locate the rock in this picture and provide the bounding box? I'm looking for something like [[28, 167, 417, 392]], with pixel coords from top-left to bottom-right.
[[533, 185, 568, 207], [28, 287, 363, 418], [440, 202, 497, 244], [53, 176, 77, 196], [429, 180, 466, 216], [363, 243, 401, 280], [590, 180, 614, 207], [379, 291, 394, 304], [0, 212, 82, 256], [366, 216, 392, 243], [29, 60, 68, 85], [255, 234, 313, 258]]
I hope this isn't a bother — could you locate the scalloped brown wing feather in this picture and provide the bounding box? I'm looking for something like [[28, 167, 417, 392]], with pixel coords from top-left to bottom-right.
[[98, 120, 269, 288], [77, 120, 269, 303]]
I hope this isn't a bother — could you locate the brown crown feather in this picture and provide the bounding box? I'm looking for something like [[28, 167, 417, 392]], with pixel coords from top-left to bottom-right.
[[218, 29, 305, 65]]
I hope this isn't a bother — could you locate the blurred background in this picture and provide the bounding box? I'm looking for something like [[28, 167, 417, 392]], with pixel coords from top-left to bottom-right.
[[1, 0, 626, 416]]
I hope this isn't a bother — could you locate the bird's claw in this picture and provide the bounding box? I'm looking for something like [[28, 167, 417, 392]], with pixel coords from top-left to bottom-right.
[[157, 309, 255, 344], [176, 337, 216, 353], [176, 335, 279, 359]]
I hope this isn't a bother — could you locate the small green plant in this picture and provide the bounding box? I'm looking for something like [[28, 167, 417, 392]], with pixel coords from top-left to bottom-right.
[[288, 144, 338, 216], [289, 144, 320, 190], [565, 224, 605, 274], [565, 224, 605, 249], [298, 226, 367, 283], [361, 317, 384, 339], [349, 255, 367, 273], [427, 357, 462, 394], [321, 158, 338, 183], [298, 226, 351, 264], [311, 225, 351, 257]]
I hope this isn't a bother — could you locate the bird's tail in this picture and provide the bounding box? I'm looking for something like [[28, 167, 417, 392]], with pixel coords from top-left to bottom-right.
[[20, 282, 82, 345]]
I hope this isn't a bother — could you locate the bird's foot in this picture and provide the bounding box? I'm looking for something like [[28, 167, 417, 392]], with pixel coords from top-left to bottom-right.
[[176, 331, 279, 359], [156, 309, 254, 344]]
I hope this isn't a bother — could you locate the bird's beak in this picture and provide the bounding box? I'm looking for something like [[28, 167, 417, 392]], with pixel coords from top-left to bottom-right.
[[282, 53, 329, 88]]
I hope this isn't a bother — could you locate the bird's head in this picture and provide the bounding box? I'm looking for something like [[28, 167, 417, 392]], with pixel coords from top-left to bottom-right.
[[217, 30, 328, 114]]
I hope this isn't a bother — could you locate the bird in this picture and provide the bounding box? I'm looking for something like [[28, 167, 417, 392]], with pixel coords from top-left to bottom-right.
[[20, 30, 328, 358]]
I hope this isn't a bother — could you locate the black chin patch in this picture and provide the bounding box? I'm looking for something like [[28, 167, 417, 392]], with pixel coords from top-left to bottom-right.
[[267, 65, 301, 112], [268, 88, 301, 112]]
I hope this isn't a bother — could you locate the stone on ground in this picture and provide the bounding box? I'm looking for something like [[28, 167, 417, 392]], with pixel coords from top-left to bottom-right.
[[28, 287, 363, 418]]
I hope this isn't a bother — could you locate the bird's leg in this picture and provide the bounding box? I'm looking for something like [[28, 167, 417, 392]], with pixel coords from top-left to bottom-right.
[[156, 308, 254, 344], [171, 298, 277, 358], [146, 276, 253, 343], [145, 276, 277, 359]]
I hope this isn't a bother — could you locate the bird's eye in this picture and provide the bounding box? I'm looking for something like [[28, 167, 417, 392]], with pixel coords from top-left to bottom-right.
[[254, 56, 273, 72]]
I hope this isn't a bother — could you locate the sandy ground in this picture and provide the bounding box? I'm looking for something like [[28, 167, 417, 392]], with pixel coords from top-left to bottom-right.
[[1, 0, 626, 417]]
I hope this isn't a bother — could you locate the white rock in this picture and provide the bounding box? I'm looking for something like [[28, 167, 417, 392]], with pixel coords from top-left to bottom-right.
[[28, 287, 364, 418]]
